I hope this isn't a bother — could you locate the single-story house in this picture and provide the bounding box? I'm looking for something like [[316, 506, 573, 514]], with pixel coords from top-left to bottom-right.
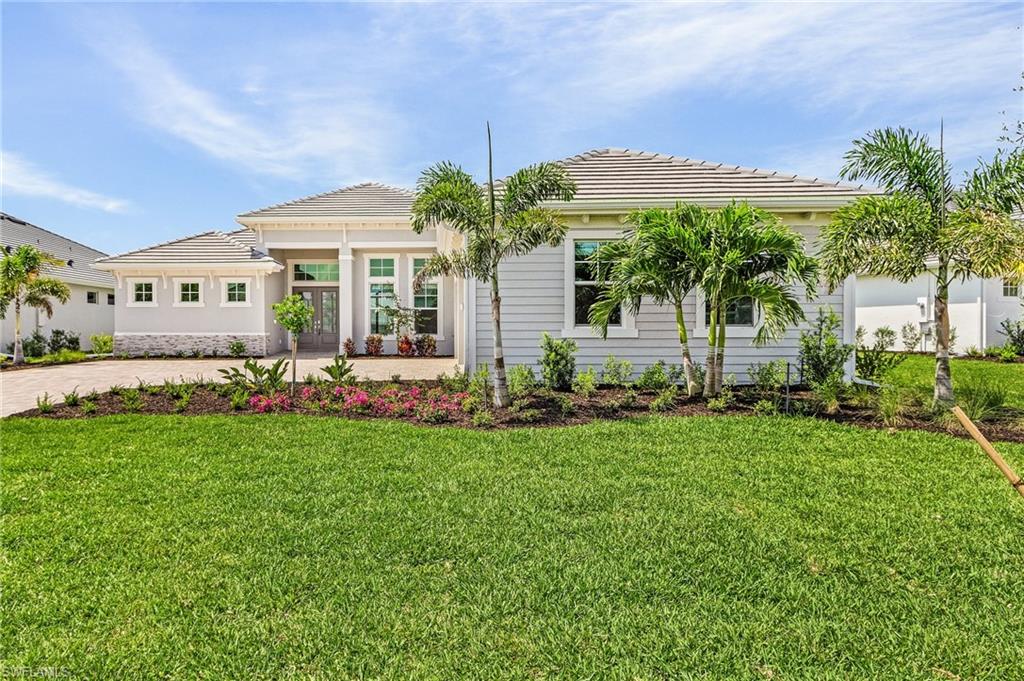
[[1, 212, 115, 352], [93, 148, 875, 378]]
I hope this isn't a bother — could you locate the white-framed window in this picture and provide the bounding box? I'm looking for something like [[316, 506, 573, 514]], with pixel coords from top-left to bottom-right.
[[562, 234, 637, 338], [410, 256, 440, 336], [365, 255, 397, 337], [220, 278, 252, 307], [1003, 278, 1021, 298], [107, 293, 115, 305], [293, 262, 339, 282], [86, 291, 98, 304], [127, 278, 158, 308], [173, 277, 205, 307], [695, 291, 761, 338]]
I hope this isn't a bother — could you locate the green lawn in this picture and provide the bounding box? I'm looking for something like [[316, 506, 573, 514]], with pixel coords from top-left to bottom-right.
[[887, 354, 1024, 409], [4, 415, 1023, 678]]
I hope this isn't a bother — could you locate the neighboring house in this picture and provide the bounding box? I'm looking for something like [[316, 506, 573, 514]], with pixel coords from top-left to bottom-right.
[[1, 212, 115, 352], [93, 149, 875, 378]]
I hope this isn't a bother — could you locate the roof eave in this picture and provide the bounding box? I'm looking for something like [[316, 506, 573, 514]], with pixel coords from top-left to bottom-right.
[[92, 261, 283, 272], [236, 215, 413, 226], [544, 194, 875, 212]]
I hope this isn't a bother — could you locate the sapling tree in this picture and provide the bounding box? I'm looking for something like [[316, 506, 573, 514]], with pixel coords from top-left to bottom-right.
[[272, 294, 314, 395], [0, 245, 71, 364]]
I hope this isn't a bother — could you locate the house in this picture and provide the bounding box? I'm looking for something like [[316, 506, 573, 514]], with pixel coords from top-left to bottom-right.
[[93, 149, 874, 377], [1, 212, 116, 352]]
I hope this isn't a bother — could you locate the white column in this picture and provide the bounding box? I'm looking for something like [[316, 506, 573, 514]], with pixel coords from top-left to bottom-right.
[[339, 247, 354, 351]]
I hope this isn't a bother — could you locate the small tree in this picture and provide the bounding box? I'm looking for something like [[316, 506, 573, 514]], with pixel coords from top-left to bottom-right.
[[0, 245, 71, 364], [272, 294, 314, 394]]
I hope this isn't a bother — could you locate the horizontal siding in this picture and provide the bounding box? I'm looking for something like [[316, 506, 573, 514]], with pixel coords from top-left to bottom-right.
[[473, 226, 845, 382]]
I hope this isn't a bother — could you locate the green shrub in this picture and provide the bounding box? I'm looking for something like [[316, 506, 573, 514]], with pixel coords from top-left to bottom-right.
[[321, 355, 356, 385], [80, 400, 97, 415], [747, 360, 787, 399], [514, 407, 542, 423], [230, 389, 249, 411], [38, 349, 87, 365], [62, 388, 80, 407], [228, 340, 247, 357], [996, 344, 1018, 363], [47, 329, 80, 353], [553, 393, 575, 416], [36, 393, 54, 413], [218, 357, 288, 396], [437, 369, 470, 393], [810, 374, 845, 415], [507, 365, 538, 399], [90, 334, 114, 354], [956, 380, 1007, 422], [649, 385, 678, 412], [799, 308, 853, 385], [856, 326, 907, 382], [601, 355, 632, 386], [19, 330, 48, 358], [461, 395, 484, 414], [999, 319, 1024, 355], [572, 367, 598, 398], [539, 332, 577, 390], [876, 384, 910, 427], [706, 396, 729, 412], [752, 399, 778, 416], [633, 361, 670, 391], [900, 322, 922, 352], [469, 363, 491, 404], [120, 389, 144, 413], [471, 409, 495, 428], [174, 393, 191, 413], [509, 398, 530, 413]]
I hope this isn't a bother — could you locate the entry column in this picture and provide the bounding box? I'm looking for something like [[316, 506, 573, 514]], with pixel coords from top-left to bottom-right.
[[338, 246, 354, 352]]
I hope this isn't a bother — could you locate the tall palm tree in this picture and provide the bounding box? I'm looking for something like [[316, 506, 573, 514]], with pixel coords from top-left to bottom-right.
[[821, 128, 1024, 404], [699, 203, 819, 396], [411, 125, 576, 407], [588, 204, 713, 396], [0, 245, 72, 364]]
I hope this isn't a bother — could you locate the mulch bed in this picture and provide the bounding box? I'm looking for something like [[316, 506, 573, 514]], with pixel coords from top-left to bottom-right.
[[12, 382, 1023, 444]]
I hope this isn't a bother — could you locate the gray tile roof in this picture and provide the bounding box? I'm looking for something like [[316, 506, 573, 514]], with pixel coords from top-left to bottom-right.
[[548, 148, 875, 201], [95, 229, 279, 267], [238, 182, 414, 220], [1, 213, 115, 288]]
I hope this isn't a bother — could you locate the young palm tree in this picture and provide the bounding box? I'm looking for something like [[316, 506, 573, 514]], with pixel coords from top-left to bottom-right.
[[698, 203, 819, 396], [588, 204, 713, 396], [821, 128, 1024, 404], [0, 245, 72, 364], [411, 125, 576, 407]]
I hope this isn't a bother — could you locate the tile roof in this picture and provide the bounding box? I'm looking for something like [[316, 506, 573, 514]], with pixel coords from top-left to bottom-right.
[[238, 182, 414, 220], [546, 148, 875, 201], [1, 212, 115, 288], [95, 229, 279, 267]]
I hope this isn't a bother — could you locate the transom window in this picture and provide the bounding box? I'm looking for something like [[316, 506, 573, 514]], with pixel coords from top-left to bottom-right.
[[705, 297, 755, 326], [226, 282, 247, 303], [412, 257, 438, 335], [369, 258, 395, 278], [1003, 279, 1021, 298], [86, 291, 98, 304], [134, 282, 153, 303], [179, 282, 200, 303], [293, 263, 339, 282], [573, 241, 620, 326]]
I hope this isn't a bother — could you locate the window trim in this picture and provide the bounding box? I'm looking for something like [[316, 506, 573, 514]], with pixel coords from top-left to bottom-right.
[[407, 255, 444, 340], [288, 258, 340, 287], [172, 277, 205, 308], [1001, 278, 1021, 299], [219, 277, 252, 308], [561, 232, 637, 339], [364, 253, 399, 339], [694, 290, 761, 338], [126, 277, 158, 308], [86, 291, 98, 304]]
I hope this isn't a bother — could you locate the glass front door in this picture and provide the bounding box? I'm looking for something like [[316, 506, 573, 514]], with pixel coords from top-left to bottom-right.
[[292, 287, 340, 351]]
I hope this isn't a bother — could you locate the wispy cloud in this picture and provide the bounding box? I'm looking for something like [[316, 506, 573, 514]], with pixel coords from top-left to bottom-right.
[[2, 152, 131, 213]]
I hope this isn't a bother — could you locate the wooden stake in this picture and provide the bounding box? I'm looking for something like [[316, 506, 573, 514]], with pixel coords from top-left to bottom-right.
[[951, 406, 1024, 499]]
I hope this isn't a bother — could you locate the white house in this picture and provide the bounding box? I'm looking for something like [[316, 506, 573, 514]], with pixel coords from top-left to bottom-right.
[[93, 148, 875, 377], [1, 212, 115, 352]]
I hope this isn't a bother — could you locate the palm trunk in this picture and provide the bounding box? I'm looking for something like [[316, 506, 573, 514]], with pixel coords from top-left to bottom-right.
[[933, 266, 954, 405], [674, 302, 699, 396], [290, 336, 298, 396], [715, 308, 727, 393], [490, 276, 510, 408], [703, 301, 718, 398], [13, 298, 24, 365]]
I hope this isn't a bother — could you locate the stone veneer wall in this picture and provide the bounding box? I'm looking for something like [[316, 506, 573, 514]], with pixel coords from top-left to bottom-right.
[[113, 333, 269, 357]]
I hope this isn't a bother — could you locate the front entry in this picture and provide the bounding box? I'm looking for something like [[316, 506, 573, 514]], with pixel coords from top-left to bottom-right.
[[294, 287, 339, 351]]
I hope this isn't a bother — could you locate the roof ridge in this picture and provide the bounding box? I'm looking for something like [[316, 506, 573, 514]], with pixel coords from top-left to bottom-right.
[[96, 230, 220, 262], [239, 182, 414, 217], [1, 211, 110, 258], [218, 229, 269, 259]]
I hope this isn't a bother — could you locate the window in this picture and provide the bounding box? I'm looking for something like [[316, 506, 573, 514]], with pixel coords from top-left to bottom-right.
[[86, 291, 98, 304], [573, 241, 620, 326], [134, 282, 153, 303], [1003, 279, 1021, 298], [705, 297, 755, 326], [368, 257, 396, 335], [179, 282, 200, 303], [369, 258, 394, 277], [220, 279, 250, 307], [293, 262, 339, 282], [412, 257, 438, 334], [107, 293, 115, 305]]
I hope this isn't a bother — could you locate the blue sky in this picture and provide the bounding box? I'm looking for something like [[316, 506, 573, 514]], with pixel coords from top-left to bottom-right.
[[2, 2, 1021, 253]]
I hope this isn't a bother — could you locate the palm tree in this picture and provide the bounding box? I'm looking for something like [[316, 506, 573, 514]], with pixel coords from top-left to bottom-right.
[[0, 245, 72, 364], [588, 204, 712, 396], [411, 124, 576, 407], [698, 203, 819, 396], [821, 128, 1024, 404]]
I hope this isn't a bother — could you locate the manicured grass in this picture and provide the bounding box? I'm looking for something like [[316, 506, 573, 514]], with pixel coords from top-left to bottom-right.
[[3, 415, 1023, 678], [887, 354, 1024, 409]]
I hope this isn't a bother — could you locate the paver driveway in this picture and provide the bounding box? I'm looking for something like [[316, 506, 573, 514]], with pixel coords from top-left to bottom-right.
[[0, 355, 459, 417]]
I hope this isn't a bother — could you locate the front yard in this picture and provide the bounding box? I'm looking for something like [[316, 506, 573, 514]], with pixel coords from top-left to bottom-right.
[[3, 415, 1022, 678]]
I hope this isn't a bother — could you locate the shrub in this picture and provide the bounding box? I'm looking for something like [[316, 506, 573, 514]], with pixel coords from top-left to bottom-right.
[[174, 393, 191, 413], [810, 374, 844, 415], [507, 365, 538, 399], [706, 396, 729, 412], [538, 332, 576, 390], [601, 355, 632, 386], [747, 360, 787, 400], [956, 380, 1007, 422], [799, 308, 854, 386], [36, 392, 54, 413], [47, 329, 80, 353], [90, 334, 114, 354], [364, 334, 384, 356], [230, 389, 249, 411], [999, 319, 1024, 355], [649, 385, 678, 412], [41, 349, 87, 365], [572, 367, 598, 398], [249, 392, 292, 413], [876, 384, 910, 427], [218, 358, 288, 395], [437, 369, 470, 393], [856, 327, 908, 382], [120, 389, 144, 413], [964, 345, 984, 358], [321, 355, 356, 385], [471, 409, 495, 428], [514, 407, 542, 423], [18, 330, 47, 358], [633, 361, 670, 391], [553, 393, 575, 416], [996, 344, 1018, 362], [343, 337, 358, 356], [62, 388, 80, 407], [81, 400, 97, 415], [397, 334, 415, 357], [461, 395, 484, 414], [469, 364, 491, 404], [414, 334, 437, 357], [228, 340, 246, 357], [900, 322, 922, 353], [752, 399, 778, 416]]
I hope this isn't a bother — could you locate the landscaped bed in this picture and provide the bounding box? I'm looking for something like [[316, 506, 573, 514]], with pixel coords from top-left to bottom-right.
[[3, 415, 1022, 677]]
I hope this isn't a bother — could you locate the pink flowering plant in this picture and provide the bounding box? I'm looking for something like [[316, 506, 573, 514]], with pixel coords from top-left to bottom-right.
[[249, 392, 292, 413], [248, 381, 468, 422]]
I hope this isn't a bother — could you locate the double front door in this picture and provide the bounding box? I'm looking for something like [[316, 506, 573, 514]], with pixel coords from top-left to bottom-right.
[[294, 287, 339, 350]]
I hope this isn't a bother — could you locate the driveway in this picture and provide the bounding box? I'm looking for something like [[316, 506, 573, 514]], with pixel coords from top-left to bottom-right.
[[1, 355, 459, 417]]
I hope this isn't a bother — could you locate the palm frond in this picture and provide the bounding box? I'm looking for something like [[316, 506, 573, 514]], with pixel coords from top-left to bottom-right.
[[957, 148, 1024, 215], [411, 162, 488, 234], [840, 127, 951, 214], [942, 209, 1024, 280], [412, 250, 487, 289], [498, 207, 570, 258], [498, 162, 576, 223]]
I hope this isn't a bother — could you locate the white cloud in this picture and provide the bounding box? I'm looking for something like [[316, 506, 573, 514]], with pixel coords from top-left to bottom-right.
[[2, 152, 130, 213]]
